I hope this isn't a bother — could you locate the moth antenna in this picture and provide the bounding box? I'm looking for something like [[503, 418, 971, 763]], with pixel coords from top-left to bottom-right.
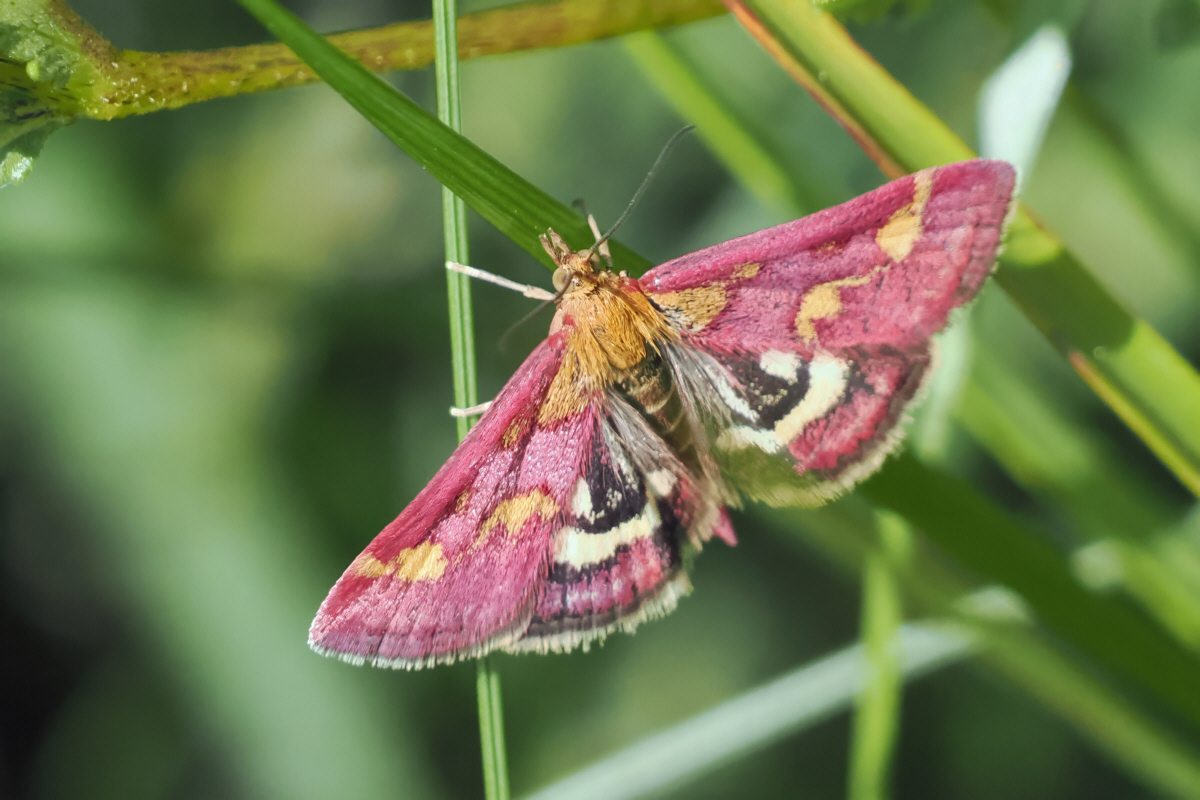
[[588, 125, 695, 259], [446, 261, 555, 301], [449, 400, 492, 418]]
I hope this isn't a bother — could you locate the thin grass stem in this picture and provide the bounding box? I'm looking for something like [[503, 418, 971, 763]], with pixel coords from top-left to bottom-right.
[[847, 511, 909, 800], [432, 0, 509, 796]]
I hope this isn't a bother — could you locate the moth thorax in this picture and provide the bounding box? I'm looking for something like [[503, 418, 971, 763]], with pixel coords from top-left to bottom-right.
[[555, 272, 668, 373]]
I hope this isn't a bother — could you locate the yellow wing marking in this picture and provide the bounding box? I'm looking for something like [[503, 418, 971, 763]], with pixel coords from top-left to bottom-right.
[[731, 262, 761, 280], [350, 542, 448, 582], [476, 489, 559, 547], [501, 417, 529, 449], [651, 285, 728, 333], [794, 267, 885, 343], [875, 170, 933, 263], [650, 262, 760, 334]]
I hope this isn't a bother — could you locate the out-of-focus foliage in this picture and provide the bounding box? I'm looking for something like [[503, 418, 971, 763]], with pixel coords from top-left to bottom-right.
[[1154, 0, 1200, 52], [2, 1, 1200, 799]]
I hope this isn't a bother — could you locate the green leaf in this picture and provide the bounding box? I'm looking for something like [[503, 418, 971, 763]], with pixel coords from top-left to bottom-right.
[[0, 118, 65, 186], [0, 0, 107, 187]]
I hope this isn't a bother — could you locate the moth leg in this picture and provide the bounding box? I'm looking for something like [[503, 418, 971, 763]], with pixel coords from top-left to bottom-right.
[[445, 261, 555, 301], [585, 214, 613, 269], [572, 197, 615, 270], [449, 401, 493, 418]]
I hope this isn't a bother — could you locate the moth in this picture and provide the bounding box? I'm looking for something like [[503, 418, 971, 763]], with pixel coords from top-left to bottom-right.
[[310, 159, 1015, 668]]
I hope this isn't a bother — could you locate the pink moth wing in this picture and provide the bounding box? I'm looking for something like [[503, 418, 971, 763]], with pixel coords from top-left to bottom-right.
[[310, 338, 571, 666], [642, 160, 1015, 504], [310, 335, 723, 667]]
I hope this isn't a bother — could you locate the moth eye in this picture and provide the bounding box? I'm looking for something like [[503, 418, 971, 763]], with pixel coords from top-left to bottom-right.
[[552, 268, 569, 293]]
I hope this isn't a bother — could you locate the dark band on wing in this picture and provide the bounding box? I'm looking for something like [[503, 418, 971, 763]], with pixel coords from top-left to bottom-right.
[[714, 351, 813, 428], [525, 503, 684, 638], [571, 438, 648, 534]]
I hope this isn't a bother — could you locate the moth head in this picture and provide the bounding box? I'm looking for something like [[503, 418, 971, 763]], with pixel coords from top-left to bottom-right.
[[541, 228, 600, 296]]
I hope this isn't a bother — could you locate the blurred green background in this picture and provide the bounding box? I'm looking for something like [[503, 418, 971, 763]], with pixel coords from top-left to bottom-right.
[[3, 0, 1200, 798]]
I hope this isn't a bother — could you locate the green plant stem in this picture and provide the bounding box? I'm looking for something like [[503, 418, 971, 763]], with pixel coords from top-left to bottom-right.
[[727, 0, 1200, 499], [847, 511, 908, 800], [477, 658, 510, 799], [431, 0, 509, 796], [50, 0, 723, 121], [435, 0, 477, 443]]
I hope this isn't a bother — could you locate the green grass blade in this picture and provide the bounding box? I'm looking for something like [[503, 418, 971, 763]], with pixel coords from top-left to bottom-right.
[[434, 0, 477, 440], [730, 0, 1200, 498], [524, 623, 972, 800], [237, 0, 649, 274]]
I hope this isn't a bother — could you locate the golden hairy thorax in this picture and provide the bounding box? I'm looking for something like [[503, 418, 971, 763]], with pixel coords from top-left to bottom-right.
[[538, 230, 677, 424]]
